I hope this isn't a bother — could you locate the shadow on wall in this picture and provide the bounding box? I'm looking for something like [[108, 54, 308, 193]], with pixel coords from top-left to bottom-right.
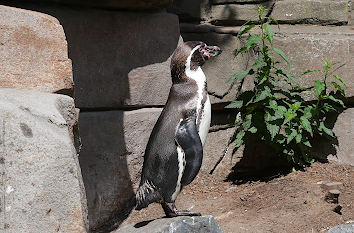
[[226, 110, 341, 185], [3, 1, 179, 232]]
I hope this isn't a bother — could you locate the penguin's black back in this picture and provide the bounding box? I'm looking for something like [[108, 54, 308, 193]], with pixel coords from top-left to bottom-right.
[[140, 81, 198, 202]]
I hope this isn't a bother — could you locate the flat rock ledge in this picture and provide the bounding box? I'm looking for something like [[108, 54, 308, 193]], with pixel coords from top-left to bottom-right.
[[328, 224, 354, 233], [115, 215, 223, 233]]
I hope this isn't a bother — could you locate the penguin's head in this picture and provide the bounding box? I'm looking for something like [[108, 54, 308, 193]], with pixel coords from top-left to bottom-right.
[[171, 41, 222, 83]]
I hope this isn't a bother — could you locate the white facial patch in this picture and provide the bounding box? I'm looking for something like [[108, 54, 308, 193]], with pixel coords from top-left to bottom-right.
[[185, 45, 211, 144], [185, 45, 206, 123]]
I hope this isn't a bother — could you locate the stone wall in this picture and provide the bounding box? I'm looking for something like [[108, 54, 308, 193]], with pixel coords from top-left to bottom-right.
[[1, 0, 353, 232], [0, 1, 181, 232], [168, 0, 354, 175]]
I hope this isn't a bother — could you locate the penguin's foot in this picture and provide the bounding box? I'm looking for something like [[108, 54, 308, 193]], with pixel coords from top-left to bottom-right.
[[161, 202, 201, 217]]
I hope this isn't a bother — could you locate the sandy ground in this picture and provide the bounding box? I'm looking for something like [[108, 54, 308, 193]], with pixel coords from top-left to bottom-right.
[[121, 162, 353, 233]]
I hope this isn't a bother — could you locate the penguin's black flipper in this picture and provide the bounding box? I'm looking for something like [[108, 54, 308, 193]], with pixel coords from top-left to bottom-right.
[[175, 117, 203, 186]]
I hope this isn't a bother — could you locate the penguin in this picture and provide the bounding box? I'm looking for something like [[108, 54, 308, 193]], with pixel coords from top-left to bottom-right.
[[135, 41, 222, 217]]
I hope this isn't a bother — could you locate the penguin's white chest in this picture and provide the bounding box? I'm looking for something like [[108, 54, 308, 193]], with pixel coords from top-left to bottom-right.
[[198, 95, 211, 145], [187, 66, 211, 144]]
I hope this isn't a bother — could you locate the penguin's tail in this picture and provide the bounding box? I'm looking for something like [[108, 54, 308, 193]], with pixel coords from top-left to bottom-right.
[[135, 180, 161, 211]]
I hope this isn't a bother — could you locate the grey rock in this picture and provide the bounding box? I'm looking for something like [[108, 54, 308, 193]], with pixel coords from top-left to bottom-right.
[[0, 5, 73, 96], [311, 108, 354, 166], [202, 127, 242, 179], [55, 9, 180, 109], [320, 182, 344, 191], [328, 224, 354, 233], [0, 88, 88, 232], [170, 0, 274, 24], [115, 215, 223, 233], [213, 0, 269, 3], [78, 108, 162, 230], [206, 2, 274, 25], [31, 0, 173, 10], [271, 0, 349, 25], [0, 2, 181, 109]]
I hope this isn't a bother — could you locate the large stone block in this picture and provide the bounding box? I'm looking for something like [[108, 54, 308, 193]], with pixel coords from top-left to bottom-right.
[[206, 2, 273, 25], [0, 2, 181, 108], [115, 215, 223, 233], [271, 0, 349, 25], [62, 11, 180, 109], [0, 5, 73, 96], [78, 108, 161, 231], [182, 25, 354, 104], [169, 0, 274, 24], [213, 0, 269, 3], [311, 108, 354, 166], [56, 10, 179, 109], [32, 0, 173, 10], [0, 88, 87, 232], [273, 25, 354, 102]]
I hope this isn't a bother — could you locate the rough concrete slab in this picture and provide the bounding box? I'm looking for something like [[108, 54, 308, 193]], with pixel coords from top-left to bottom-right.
[[78, 108, 161, 230], [311, 108, 354, 166], [0, 88, 87, 233], [271, 0, 349, 25], [115, 215, 223, 233], [0, 5, 73, 96], [31, 0, 173, 10]]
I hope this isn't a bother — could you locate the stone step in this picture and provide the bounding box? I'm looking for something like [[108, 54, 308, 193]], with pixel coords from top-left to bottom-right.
[[115, 215, 223, 233]]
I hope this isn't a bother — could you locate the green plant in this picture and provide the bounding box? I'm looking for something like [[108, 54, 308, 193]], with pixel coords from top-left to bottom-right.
[[226, 7, 347, 167]]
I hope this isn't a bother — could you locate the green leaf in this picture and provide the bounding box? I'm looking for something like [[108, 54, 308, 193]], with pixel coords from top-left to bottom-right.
[[302, 139, 312, 148], [238, 24, 256, 37], [286, 73, 299, 85], [227, 70, 249, 83], [323, 103, 337, 112], [267, 17, 279, 27], [269, 100, 277, 109], [266, 122, 280, 140], [277, 105, 287, 114], [326, 95, 345, 107], [274, 48, 290, 68], [333, 74, 347, 88], [243, 114, 252, 130], [237, 91, 255, 107], [300, 116, 313, 136], [234, 47, 248, 56], [284, 110, 296, 124], [254, 86, 271, 102], [264, 24, 273, 46], [248, 126, 257, 133], [286, 128, 298, 144], [330, 81, 345, 96], [301, 69, 320, 76], [246, 34, 262, 50], [225, 100, 243, 109], [265, 110, 282, 121], [252, 58, 267, 69], [293, 101, 301, 110], [302, 106, 312, 119], [319, 122, 334, 137], [295, 133, 302, 144], [314, 80, 325, 97], [235, 130, 245, 148]]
